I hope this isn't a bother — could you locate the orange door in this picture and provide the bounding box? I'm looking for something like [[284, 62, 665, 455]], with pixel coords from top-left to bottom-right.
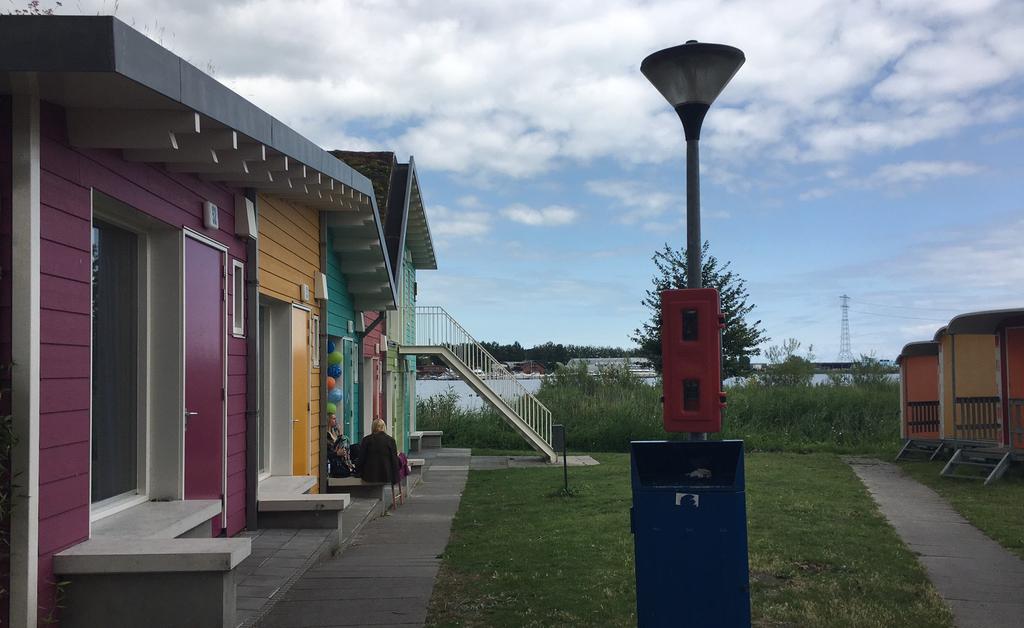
[[292, 307, 310, 475]]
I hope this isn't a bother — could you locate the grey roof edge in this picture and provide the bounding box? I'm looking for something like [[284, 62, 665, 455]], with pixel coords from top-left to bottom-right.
[[395, 163, 412, 280], [946, 308, 1024, 335], [0, 15, 373, 199], [369, 180, 399, 310], [897, 341, 939, 363], [406, 156, 438, 270]]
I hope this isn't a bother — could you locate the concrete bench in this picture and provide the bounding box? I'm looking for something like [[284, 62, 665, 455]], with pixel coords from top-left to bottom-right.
[[54, 502, 251, 628], [327, 476, 389, 500], [257, 475, 348, 530], [410, 430, 442, 451], [90, 499, 222, 539], [258, 493, 350, 530]]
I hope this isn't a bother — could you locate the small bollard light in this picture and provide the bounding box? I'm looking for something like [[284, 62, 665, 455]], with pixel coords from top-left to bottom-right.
[[552, 424, 568, 493]]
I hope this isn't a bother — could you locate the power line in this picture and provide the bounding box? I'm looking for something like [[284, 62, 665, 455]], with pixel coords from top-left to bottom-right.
[[849, 309, 947, 323], [854, 300, 958, 314]]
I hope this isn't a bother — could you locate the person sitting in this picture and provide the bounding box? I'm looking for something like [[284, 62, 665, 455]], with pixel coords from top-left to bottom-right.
[[356, 419, 400, 486]]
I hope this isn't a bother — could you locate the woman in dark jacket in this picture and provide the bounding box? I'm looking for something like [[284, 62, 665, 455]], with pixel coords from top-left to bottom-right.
[[357, 419, 400, 484]]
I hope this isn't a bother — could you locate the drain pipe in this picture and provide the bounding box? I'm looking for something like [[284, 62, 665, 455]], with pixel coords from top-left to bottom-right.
[[244, 189, 260, 531]]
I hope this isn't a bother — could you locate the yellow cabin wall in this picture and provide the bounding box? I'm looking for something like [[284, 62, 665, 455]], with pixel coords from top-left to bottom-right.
[[258, 194, 322, 490], [940, 333, 999, 439], [952, 334, 999, 397]]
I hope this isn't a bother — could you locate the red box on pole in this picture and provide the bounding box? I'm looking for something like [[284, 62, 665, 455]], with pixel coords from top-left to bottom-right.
[[660, 288, 726, 433]]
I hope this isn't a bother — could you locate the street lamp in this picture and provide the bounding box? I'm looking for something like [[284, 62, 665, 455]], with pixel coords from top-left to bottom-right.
[[641, 41, 744, 289]]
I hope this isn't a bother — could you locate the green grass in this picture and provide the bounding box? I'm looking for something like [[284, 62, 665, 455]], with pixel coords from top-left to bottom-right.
[[426, 453, 951, 628], [419, 367, 901, 456], [899, 460, 1024, 559]]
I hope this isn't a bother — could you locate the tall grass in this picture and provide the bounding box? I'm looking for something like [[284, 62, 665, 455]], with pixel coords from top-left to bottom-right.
[[417, 364, 900, 455]]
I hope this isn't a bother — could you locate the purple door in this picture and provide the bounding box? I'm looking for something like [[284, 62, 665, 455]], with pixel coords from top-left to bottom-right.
[[184, 236, 225, 530]]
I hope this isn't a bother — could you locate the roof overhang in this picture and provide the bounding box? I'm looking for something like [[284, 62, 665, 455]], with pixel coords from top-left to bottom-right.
[[946, 309, 1024, 335], [324, 207, 397, 311], [897, 341, 939, 364], [0, 15, 382, 221], [404, 157, 437, 270]]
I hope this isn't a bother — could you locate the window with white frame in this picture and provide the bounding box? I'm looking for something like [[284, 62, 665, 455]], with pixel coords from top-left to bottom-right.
[[311, 314, 321, 368], [232, 260, 245, 336]]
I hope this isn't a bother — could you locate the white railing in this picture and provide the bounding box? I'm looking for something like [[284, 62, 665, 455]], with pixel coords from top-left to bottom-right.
[[414, 305, 553, 448]]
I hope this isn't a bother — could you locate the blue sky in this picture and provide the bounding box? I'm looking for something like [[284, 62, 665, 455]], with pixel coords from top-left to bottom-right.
[[71, 0, 1024, 360]]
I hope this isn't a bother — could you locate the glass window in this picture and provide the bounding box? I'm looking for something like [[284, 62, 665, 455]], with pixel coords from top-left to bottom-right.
[[311, 315, 320, 368], [232, 261, 245, 336], [91, 220, 139, 503]]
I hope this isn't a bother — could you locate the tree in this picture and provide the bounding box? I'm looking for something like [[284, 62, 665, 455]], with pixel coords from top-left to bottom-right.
[[758, 338, 815, 387], [632, 241, 768, 378]]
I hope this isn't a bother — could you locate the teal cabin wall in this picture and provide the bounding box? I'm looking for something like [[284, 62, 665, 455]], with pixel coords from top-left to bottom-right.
[[325, 230, 361, 442], [402, 248, 416, 451]]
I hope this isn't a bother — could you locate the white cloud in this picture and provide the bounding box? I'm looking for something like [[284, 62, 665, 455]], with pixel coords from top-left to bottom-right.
[[66, 0, 1024, 181], [501, 204, 578, 226], [428, 205, 491, 238], [799, 187, 833, 201], [586, 180, 677, 224], [873, 160, 981, 185]]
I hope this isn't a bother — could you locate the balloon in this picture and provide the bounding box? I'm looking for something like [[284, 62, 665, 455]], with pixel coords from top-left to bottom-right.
[[326, 402, 337, 415], [328, 351, 343, 366], [326, 376, 336, 390], [328, 388, 343, 403], [327, 364, 341, 378], [327, 340, 336, 354]]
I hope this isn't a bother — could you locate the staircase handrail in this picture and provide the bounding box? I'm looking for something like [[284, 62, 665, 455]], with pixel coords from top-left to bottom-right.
[[413, 305, 552, 447]]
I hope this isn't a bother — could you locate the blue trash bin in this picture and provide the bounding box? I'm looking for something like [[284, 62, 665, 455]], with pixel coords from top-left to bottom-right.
[[630, 440, 751, 627]]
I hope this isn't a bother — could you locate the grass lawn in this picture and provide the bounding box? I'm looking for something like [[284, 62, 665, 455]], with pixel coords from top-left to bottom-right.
[[899, 460, 1024, 560], [427, 452, 951, 628]]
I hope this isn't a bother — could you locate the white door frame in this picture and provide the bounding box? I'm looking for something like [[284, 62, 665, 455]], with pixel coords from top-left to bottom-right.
[[182, 228, 229, 524]]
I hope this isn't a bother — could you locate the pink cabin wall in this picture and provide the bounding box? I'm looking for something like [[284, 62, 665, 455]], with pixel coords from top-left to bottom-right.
[[362, 312, 384, 358], [362, 312, 385, 421], [1, 95, 13, 623], [33, 101, 249, 621]]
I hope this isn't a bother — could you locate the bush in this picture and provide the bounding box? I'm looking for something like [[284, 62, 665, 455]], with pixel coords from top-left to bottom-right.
[[417, 364, 900, 455]]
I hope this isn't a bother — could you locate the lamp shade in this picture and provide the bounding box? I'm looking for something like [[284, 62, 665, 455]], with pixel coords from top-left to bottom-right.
[[641, 41, 745, 108]]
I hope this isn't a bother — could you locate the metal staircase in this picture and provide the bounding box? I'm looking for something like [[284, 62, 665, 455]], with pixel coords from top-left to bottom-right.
[[895, 439, 947, 462], [399, 306, 557, 462], [940, 446, 1015, 485]]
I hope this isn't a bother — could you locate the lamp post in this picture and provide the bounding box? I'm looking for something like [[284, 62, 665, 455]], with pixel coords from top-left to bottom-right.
[[641, 41, 745, 289], [642, 41, 744, 442]]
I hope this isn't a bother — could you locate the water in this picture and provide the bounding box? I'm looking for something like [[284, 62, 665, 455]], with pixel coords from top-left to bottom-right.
[[416, 377, 544, 410]]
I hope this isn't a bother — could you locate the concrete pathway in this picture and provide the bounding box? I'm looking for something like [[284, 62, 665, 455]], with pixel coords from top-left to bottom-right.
[[470, 454, 600, 470], [236, 497, 383, 627], [255, 448, 470, 627], [848, 458, 1024, 628]]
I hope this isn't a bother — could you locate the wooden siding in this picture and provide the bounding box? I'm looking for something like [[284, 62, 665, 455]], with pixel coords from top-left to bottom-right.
[[324, 235, 355, 337], [363, 312, 383, 358], [31, 101, 249, 621], [323, 232, 361, 441], [257, 194, 321, 485]]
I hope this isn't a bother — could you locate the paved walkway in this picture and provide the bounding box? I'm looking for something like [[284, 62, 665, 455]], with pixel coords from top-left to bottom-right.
[[237, 497, 383, 627], [256, 448, 470, 627], [470, 454, 600, 470], [848, 458, 1024, 628]]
